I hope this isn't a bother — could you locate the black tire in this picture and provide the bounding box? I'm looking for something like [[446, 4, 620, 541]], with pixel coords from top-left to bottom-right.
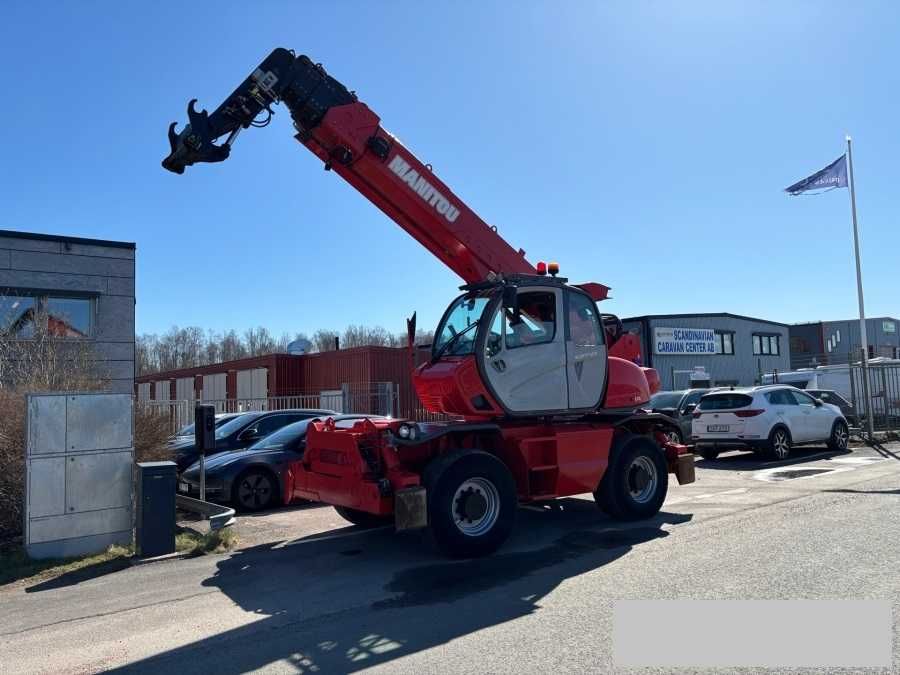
[[594, 436, 668, 521], [334, 505, 392, 528], [827, 420, 850, 452], [699, 448, 720, 461], [767, 426, 792, 460], [423, 449, 517, 558], [231, 468, 279, 512]]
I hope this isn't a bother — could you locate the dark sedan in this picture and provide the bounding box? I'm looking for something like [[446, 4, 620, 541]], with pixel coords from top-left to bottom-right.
[[169, 412, 245, 443], [170, 408, 335, 472], [179, 414, 387, 511], [647, 388, 710, 444]]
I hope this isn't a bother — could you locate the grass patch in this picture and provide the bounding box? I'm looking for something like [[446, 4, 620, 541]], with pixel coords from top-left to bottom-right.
[[0, 543, 132, 588], [176, 526, 237, 556]]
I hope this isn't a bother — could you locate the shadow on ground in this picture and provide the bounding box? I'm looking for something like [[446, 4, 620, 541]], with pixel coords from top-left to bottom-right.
[[825, 488, 900, 495], [22, 555, 131, 593], [695, 445, 851, 471], [111, 499, 692, 673]]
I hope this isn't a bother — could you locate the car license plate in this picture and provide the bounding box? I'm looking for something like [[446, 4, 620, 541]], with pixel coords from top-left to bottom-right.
[[178, 482, 190, 493], [707, 424, 729, 433]]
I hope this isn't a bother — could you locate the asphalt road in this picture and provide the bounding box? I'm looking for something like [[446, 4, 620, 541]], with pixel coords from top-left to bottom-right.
[[2, 443, 899, 674]]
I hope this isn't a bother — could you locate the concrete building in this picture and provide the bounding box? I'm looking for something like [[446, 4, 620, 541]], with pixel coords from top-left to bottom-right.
[[0, 230, 135, 393], [789, 317, 900, 368], [621, 313, 790, 390]]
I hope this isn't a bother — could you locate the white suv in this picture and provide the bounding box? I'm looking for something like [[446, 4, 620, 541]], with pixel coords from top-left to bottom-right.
[[691, 386, 849, 460]]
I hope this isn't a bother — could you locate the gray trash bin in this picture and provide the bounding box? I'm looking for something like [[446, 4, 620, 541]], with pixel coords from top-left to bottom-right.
[[135, 461, 177, 557]]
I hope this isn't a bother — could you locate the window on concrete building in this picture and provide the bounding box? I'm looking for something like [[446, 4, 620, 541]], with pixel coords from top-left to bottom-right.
[[0, 294, 37, 338], [714, 331, 734, 355], [0, 292, 94, 339], [45, 297, 93, 338], [753, 334, 780, 356]]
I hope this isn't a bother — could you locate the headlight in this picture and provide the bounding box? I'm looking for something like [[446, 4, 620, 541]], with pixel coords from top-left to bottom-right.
[[396, 423, 419, 441]]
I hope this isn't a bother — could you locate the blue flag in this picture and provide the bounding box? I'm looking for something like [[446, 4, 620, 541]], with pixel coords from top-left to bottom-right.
[[784, 154, 848, 195]]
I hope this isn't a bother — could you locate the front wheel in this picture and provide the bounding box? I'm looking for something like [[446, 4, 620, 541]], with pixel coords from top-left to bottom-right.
[[595, 436, 668, 521], [698, 448, 720, 461], [827, 420, 849, 452], [232, 468, 279, 512], [423, 450, 517, 558]]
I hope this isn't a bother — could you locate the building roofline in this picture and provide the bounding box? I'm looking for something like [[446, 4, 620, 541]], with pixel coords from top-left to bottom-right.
[[0, 229, 136, 250], [621, 312, 789, 328], [790, 317, 900, 326], [135, 345, 409, 382]]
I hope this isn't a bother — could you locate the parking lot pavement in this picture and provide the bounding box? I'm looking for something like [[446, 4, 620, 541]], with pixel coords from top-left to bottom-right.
[[1, 443, 898, 674], [219, 442, 898, 550]]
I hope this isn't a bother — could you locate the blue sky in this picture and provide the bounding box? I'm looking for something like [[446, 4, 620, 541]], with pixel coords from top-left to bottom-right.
[[2, 2, 898, 338]]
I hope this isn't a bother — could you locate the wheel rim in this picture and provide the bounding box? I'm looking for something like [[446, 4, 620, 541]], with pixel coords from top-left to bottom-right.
[[452, 477, 500, 537], [773, 431, 789, 459], [666, 430, 681, 444], [238, 473, 272, 509], [834, 424, 848, 449], [627, 456, 658, 504]]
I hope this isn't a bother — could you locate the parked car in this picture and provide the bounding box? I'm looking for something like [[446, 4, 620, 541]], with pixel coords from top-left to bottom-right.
[[647, 388, 709, 444], [170, 408, 336, 472], [169, 412, 245, 442], [179, 414, 387, 511], [806, 389, 860, 428], [691, 385, 849, 460]]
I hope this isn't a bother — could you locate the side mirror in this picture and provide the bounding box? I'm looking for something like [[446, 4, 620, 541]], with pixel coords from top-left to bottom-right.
[[682, 403, 697, 415], [240, 426, 260, 441], [813, 399, 823, 407]]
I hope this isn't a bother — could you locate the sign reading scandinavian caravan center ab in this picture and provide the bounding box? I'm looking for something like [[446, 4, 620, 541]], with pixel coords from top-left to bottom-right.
[[654, 327, 717, 355]]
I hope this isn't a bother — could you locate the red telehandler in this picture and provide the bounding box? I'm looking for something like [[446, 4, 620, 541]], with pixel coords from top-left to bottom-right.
[[163, 48, 695, 557]]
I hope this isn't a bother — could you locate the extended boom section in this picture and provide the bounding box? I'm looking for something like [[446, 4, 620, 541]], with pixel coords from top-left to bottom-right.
[[164, 48, 535, 284]]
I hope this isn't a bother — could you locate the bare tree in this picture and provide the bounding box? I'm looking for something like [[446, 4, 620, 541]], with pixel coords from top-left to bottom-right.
[[312, 329, 340, 353], [134, 323, 429, 376]]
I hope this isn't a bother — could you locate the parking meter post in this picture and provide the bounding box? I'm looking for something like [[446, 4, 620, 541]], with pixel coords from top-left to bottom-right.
[[200, 454, 206, 502], [194, 404, 216, 503]]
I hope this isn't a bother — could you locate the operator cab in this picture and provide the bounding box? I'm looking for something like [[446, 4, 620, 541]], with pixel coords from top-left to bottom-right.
[[428, 273, 608, 416]]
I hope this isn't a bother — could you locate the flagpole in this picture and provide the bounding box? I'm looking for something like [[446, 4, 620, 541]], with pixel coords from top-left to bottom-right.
[[846, 135, 874, 439]]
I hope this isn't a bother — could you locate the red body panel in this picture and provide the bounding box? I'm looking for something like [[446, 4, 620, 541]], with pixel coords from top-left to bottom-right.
[[292, 418, 619, 513], [412, 356, 500, 419], [603, 357, 655, 409]]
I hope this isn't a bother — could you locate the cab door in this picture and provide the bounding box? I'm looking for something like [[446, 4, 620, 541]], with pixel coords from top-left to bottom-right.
[[565, 290, 607, 410], [481, 287, 569, 414]]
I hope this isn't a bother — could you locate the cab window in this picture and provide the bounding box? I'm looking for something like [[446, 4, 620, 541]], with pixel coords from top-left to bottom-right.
[[567, 292, 602, 347], [505, 291, 556, 349]]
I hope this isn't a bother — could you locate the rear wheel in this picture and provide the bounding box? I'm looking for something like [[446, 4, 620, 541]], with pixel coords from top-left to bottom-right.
[[767, 427, 792, 460], [423, 450, 517, 558], [232, 468, 279, 512], [827, 420, 849, 452], [595, 436, 668, 520], [334, 505, 392, 528]]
